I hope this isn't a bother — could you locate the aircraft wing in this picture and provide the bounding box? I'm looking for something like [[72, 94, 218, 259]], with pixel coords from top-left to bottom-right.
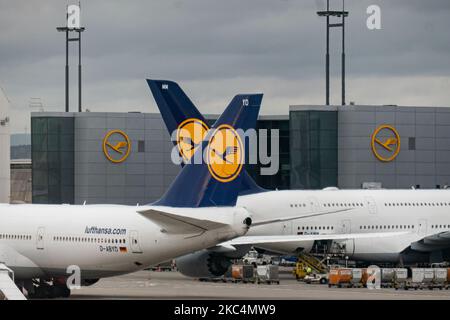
[[217, 231, 410, 250], [137, 208, 228, 234], [139, 206, 354, 235], [411, 231, 450, 252], [251, 208, 353, 227], [0, 264, 26, 300]]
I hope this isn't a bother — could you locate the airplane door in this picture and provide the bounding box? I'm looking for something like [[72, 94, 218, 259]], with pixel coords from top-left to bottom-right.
[[36, 227, 45, 250], [130, 230, 142, 254], [340, 220, 351, 234], [418, 219, 427, 237], [365, 196, 377, 214]]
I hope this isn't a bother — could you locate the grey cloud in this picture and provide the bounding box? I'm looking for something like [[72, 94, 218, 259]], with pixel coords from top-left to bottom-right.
[[0, 0, 449, 133]]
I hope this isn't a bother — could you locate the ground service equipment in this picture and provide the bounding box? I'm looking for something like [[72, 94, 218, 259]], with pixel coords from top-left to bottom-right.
[[231, 265, 254, 283], [328, 268, 352, 288], [255, 265, 280, 285]]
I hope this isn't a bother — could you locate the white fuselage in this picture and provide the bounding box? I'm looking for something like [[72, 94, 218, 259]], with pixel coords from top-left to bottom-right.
[[0, 204, 247, 280], [237, 189, 450, 262]]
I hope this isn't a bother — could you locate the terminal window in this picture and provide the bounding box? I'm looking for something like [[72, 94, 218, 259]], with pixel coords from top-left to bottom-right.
[[408, 137, 416, 150], [208, 117, 291, 190], [289, 110, 338, 189], [246, 119, 290, 190], [138, 140, 145, 153], [31, 116, 75, 204]]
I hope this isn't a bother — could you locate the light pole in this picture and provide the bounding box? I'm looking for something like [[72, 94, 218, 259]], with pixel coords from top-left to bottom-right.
[[57, 5, 85, 113], [317, 0, 348, 106]]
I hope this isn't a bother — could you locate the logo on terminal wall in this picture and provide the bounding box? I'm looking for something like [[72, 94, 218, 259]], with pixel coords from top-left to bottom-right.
[[103, 130, 131, 163], [371, 125, 400, 162]]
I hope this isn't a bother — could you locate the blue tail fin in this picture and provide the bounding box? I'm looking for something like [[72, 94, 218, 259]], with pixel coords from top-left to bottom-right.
[[146, 79, 205, 135], [153, 94, 263, 208], [146, 79, 266, 195]]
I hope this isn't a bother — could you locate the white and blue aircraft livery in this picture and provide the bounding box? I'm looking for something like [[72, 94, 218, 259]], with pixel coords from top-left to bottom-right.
[[0, 92, 307, 299], [147, 79, 450, 279]]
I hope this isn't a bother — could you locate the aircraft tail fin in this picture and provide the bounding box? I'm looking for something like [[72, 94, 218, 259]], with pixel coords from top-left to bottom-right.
[[152, 93, 263, 207], [146, 79, 205, 135], [146, 79, 266, 195]]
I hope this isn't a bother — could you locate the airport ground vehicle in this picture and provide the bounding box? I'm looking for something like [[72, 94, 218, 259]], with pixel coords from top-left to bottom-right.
[[393, 268, 408, 289], [381, 268, 395, 288], [255, 265, 280, 285], [328, 268, 353, 288], [293, 253, 328, 281], [401, 268, 449, 290], [304, 273, 328, 285], [231, 265, 254, 283], [350, 268, 367, 288], [242, 250, 272, 267]]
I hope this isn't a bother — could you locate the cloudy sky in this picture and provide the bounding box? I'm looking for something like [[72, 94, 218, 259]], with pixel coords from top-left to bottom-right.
[[1, 0, 449, 133]]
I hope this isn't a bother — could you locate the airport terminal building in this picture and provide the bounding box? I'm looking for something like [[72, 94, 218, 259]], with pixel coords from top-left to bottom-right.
[[30, 104, 450, 205], [30, 112, 289, 205], [290, 105, 450, 190]]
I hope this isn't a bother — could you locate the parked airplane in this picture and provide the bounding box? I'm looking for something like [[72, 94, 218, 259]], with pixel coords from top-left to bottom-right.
[[0, 92, 289, 299], [147, 79, 450, 278]]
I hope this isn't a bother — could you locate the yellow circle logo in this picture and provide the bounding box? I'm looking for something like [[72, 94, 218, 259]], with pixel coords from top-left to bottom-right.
[[371, 125, 400, 162], [103, 130, 131, 163], [177, 118, 209, 162], [206, 124, 244, 183]]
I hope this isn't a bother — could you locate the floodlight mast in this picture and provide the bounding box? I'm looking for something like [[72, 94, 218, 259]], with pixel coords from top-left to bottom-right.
[[57, 4, 85, 113], [317, 0, 348, 106]]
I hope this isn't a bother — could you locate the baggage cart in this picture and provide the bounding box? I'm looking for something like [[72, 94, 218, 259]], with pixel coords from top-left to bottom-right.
[[407, 268, 428, 290], [429, 268, 447, 290], [351, 268, 364, 288], [448, 268, 450, 281], [393, 268, 408, 290], [255, 265, 280, 285], [328, 268, 352, 288], [218, 265, 233, 283], [231, 264, 254, 283], [447, 268, 450, 289], [381, 268, 395, 288]]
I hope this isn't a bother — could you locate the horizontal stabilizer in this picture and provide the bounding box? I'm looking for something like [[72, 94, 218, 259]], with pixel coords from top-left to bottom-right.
[[0, 264, 26, 300], [138, 208, 228, 234]]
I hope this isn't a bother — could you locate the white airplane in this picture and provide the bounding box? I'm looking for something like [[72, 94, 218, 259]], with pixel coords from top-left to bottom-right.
[[147, 79, 450, 278], [0, 93, 308, 299]]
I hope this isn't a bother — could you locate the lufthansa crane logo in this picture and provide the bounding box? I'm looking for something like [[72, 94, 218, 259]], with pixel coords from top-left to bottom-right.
[[177, 118, 209, 162], [103, 130, 131, 163], [206, 124, 244, 183], [371, 125, 400, 162]]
